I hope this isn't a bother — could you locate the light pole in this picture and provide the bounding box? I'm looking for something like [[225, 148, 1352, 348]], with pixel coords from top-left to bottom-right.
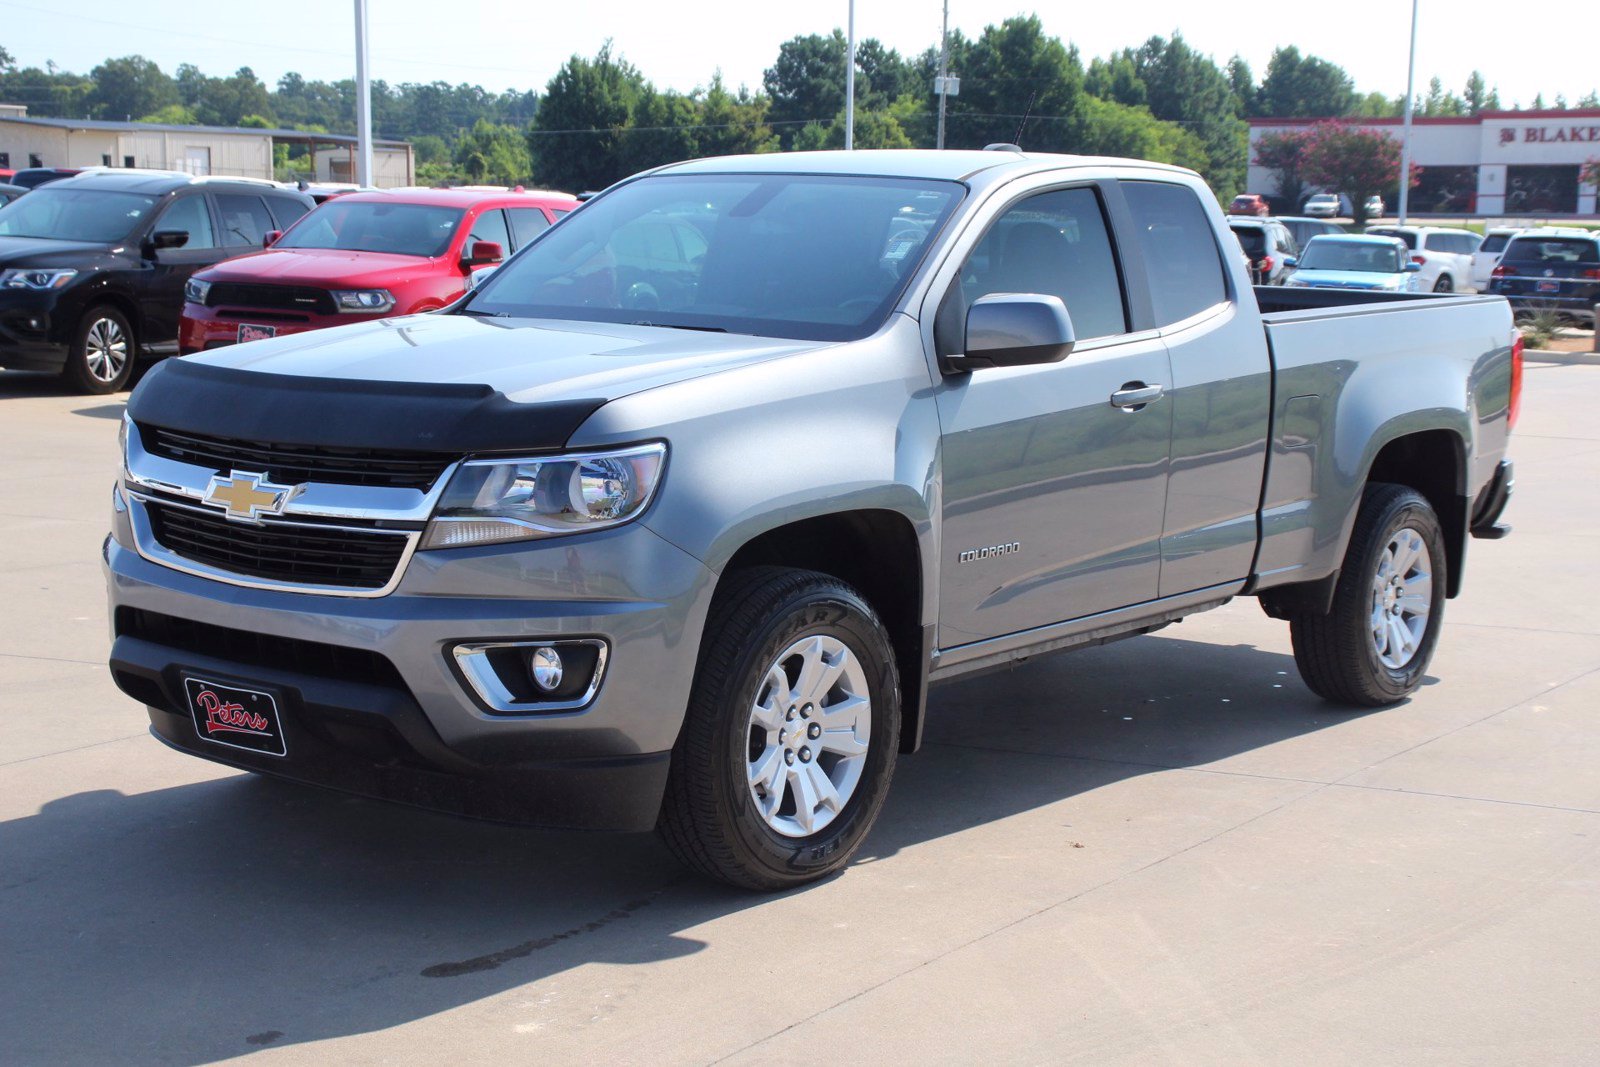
[[353, 0, 374, 187], [936, 0, 950, 150], [845, 0, 857, 149], [1397, 0, 1417, 224]]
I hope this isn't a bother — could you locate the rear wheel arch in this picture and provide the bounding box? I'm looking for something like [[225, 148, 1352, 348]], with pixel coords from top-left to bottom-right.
[[1363, 428, 1468, 598]]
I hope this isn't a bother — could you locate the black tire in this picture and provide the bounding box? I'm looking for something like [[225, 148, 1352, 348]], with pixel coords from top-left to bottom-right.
[[1290, 483, 1448, 706], [63, 305, 136, 394], [1433, 274, 1454, 293], [658, 566, 900, 891]]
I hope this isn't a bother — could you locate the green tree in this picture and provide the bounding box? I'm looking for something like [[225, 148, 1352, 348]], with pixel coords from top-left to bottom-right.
[[617, 84, 700, 174], [1086, 53, 1147, 108], [1226, 55, 1255, 115], [1464, 71, 1487, 115], [695, 74, 775, 157], [87, 55, 177, 121], [454, 119, 531, 184], [529, 43, 645, 192], [1125, 34, 1247, 194], [1071, 94, 1208, 171], [1256, 46, 1356, 117], [764, 31, 848, 147], [944, 15, 1083, 151], [139, 103, 198, 125]]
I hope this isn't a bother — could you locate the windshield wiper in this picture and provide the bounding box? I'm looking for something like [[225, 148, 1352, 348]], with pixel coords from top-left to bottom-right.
[[459, 306, 508, 317], [629, 321, 727, 333]]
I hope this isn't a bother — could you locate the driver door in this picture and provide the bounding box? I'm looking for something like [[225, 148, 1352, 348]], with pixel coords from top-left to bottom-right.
[[935, 184, 1174, 646], [138, 192, 222, 346]]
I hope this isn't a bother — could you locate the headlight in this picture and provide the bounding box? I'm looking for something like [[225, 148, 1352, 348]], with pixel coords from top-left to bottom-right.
[[332, 289, 395, 313], [184, 277, 211, 305], [0, 268, 77, 290], [422, 443, 667, 549], [1285, 278, 1309, 287]]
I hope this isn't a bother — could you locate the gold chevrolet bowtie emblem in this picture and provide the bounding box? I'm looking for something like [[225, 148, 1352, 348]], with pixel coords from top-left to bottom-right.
[[201, 471, 298, 522]]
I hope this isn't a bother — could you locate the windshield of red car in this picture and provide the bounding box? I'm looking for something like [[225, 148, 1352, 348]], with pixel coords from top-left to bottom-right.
[[276, 200, 465, 257]]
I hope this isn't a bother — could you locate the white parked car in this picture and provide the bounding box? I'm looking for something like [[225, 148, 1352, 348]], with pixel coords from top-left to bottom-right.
[[1470, 228, 1525, 292], [1365, 226, 1482, 292], [1303, 192, 1342, 218], [1363, 195, 1385, 218]]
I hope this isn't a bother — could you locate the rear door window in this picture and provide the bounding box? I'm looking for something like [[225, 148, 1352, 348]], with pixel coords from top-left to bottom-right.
[[214, 193, 276, 248], [1479, 233, 1511, 254], [953, 185, 1129, 340], [1122, 180, 1228, 326], [505, 206, 550, 248]]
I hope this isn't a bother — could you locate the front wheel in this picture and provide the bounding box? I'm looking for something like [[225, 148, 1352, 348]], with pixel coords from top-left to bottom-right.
[[658, 567, 900, 891], [1290, 483, 1447, 706], [63, 305, 136, 394]]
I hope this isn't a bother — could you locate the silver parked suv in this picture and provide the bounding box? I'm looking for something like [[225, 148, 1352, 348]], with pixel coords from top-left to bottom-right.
[[107, 150, 1517, 889]]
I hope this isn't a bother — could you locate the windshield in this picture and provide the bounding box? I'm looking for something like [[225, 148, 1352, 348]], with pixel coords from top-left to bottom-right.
[[1503, 237, 1599, 264], [1299, 240, 1403, 273], [465, 173, 963, 341], [276, 200, 465, 257], [0, 187, 157, 243], [1480, 233, 1511, 254], [1308, 195, 1337, 204]]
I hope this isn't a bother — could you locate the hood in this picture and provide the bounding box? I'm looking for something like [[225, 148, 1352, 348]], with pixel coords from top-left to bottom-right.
[[198, 246, 446, 289], [0, 235, 115, 267], [1290, 269, 1405, 289], [183, 311, 832, 404], [129, 312, 835, 453]]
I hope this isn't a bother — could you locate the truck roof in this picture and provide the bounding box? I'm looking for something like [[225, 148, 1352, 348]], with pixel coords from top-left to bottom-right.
[[656, 149, 1193, 184]]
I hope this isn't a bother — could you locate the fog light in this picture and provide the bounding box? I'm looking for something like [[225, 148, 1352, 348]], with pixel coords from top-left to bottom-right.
[[529, 646, 563, 692]]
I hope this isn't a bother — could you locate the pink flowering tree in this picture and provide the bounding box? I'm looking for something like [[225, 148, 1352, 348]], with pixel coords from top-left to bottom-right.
[[1300, 121, 1419, 226]]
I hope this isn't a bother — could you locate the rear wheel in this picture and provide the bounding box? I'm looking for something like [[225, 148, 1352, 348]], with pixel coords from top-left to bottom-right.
[[1433, 274, 1454, 293], [1290, 484, 1447, 706], [658, 566, 900, 891], [63, 306, 136, 394]]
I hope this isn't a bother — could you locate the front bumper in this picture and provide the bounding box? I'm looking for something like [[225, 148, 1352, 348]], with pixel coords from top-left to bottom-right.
[[104, 504, 716, 830], [0, 287, 69, 370], [178, 303, 383, 354]]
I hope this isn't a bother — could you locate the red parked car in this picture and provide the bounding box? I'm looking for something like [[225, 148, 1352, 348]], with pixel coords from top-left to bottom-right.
[[1227, 193, 1270, 217], [179, 187, 577, 352]]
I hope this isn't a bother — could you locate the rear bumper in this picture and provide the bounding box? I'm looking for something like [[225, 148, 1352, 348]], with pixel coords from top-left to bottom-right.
[[1498, 293, 1597, 323], [1471, 459, 1514, 539]]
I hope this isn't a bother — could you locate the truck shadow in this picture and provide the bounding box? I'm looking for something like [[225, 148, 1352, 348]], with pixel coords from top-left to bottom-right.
[[1, 632, 1382, 1063]]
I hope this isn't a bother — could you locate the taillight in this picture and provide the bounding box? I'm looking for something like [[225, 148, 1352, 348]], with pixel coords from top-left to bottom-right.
[[1509, 332, 1524, 431], [1260, 255, 1274, 273], [1583, 267, 1600, 280], [1412, 255, 1427, 265], [1492, 264, 1515, 278]]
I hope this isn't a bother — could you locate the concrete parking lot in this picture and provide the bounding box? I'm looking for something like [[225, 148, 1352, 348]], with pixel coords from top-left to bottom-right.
[[3, 353, 1599, 1065]]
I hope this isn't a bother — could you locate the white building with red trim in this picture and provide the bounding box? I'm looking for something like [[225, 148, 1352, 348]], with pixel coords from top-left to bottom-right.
[[1247, 109, 1600, 216]]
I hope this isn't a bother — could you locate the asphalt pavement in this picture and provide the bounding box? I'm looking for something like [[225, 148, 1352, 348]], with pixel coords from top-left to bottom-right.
[[2, 353, 1598, 1065]]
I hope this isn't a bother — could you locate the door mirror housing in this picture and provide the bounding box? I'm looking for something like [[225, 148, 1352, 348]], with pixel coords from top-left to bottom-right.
[[466, 264, 499, 291], [1283, 256, 1298, 269], [464, 240, 504, 268], [944, 293, 1076, 374], [262, 229, 282, 248], [1403, 261, 1423, 273], [143, 229, 189, 257]]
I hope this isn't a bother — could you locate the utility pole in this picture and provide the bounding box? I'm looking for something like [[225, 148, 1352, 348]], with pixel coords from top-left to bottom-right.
[[845, 0, 857, 149], [1397, 0, 1417, 224], [936, 0, 950, 150], [353, 0, 374, 187]]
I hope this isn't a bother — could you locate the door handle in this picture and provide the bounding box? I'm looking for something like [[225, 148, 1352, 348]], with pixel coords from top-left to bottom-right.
[[1110, 382, 1164, 411]]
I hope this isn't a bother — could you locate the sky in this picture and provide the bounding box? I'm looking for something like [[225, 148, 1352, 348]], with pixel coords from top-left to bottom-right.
[[2, 0, 1596, 110]]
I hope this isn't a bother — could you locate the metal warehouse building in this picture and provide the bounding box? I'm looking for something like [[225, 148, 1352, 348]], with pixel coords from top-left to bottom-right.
[[0, 114, 414, 187], [1248, 108, 1600, 216]]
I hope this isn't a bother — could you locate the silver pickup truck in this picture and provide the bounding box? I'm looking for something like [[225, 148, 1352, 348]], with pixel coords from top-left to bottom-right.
[[106, 150, 1518, 890]]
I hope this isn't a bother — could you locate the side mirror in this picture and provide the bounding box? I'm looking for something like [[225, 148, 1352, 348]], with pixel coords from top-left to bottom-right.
[[262, 229, 282, 248], [466, 264, 499, 291], [1283, 256, 1298, 269], [464, 240, 504, 268], [945, 293, 1075, 374], [144, 229, 189, 256], [1404, 261, 1423, 273]]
